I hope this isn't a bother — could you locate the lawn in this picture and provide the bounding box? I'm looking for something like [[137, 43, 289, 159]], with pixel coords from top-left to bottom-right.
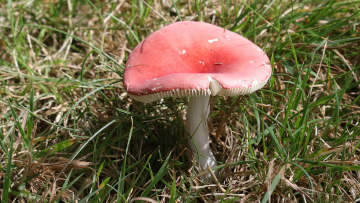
[[0, 0, 360, 202]]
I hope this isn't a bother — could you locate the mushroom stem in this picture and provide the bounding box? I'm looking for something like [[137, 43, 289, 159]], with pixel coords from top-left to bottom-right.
[[186, 95, 216, 170]]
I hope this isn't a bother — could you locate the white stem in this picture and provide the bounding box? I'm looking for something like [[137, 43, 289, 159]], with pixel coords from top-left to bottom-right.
[[186, 95, 216, 169]]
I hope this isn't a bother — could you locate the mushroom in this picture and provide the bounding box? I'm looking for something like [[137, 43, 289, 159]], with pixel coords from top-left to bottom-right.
[[124, 21, 271, 171]]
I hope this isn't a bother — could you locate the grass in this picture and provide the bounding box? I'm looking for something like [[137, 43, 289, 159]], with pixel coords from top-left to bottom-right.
[[0, 0, 359, 202]]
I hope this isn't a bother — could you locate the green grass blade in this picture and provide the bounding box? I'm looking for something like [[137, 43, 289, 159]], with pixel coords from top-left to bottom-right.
[[141, 152, 171, 197], [261, 171, 282, 203], [1, 127, 14, 202]]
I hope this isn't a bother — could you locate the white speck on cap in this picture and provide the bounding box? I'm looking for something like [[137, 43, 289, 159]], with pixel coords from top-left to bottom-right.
[[179, 49, 186, 55], [208, 38, 219, 43]]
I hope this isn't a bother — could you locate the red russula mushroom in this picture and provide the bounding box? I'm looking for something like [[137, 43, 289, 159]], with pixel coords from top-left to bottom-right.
[[124, 21, 271, 171]]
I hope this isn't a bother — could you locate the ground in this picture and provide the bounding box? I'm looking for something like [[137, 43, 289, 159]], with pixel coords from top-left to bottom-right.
[[0, 0, 359, 202]]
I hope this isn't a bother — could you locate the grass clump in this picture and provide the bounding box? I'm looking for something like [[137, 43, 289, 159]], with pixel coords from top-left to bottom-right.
[[0, 0, 359, 202]]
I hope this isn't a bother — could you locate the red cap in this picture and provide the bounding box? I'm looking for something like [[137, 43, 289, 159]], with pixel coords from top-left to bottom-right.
[[124, 21, 271, 103]]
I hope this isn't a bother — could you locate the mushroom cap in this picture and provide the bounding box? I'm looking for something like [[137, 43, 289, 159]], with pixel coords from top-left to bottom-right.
[[124, 21, 271, 103]]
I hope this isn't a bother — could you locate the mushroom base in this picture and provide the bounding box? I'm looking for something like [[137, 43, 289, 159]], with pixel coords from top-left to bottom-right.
[[186, 95, 216, 170]]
